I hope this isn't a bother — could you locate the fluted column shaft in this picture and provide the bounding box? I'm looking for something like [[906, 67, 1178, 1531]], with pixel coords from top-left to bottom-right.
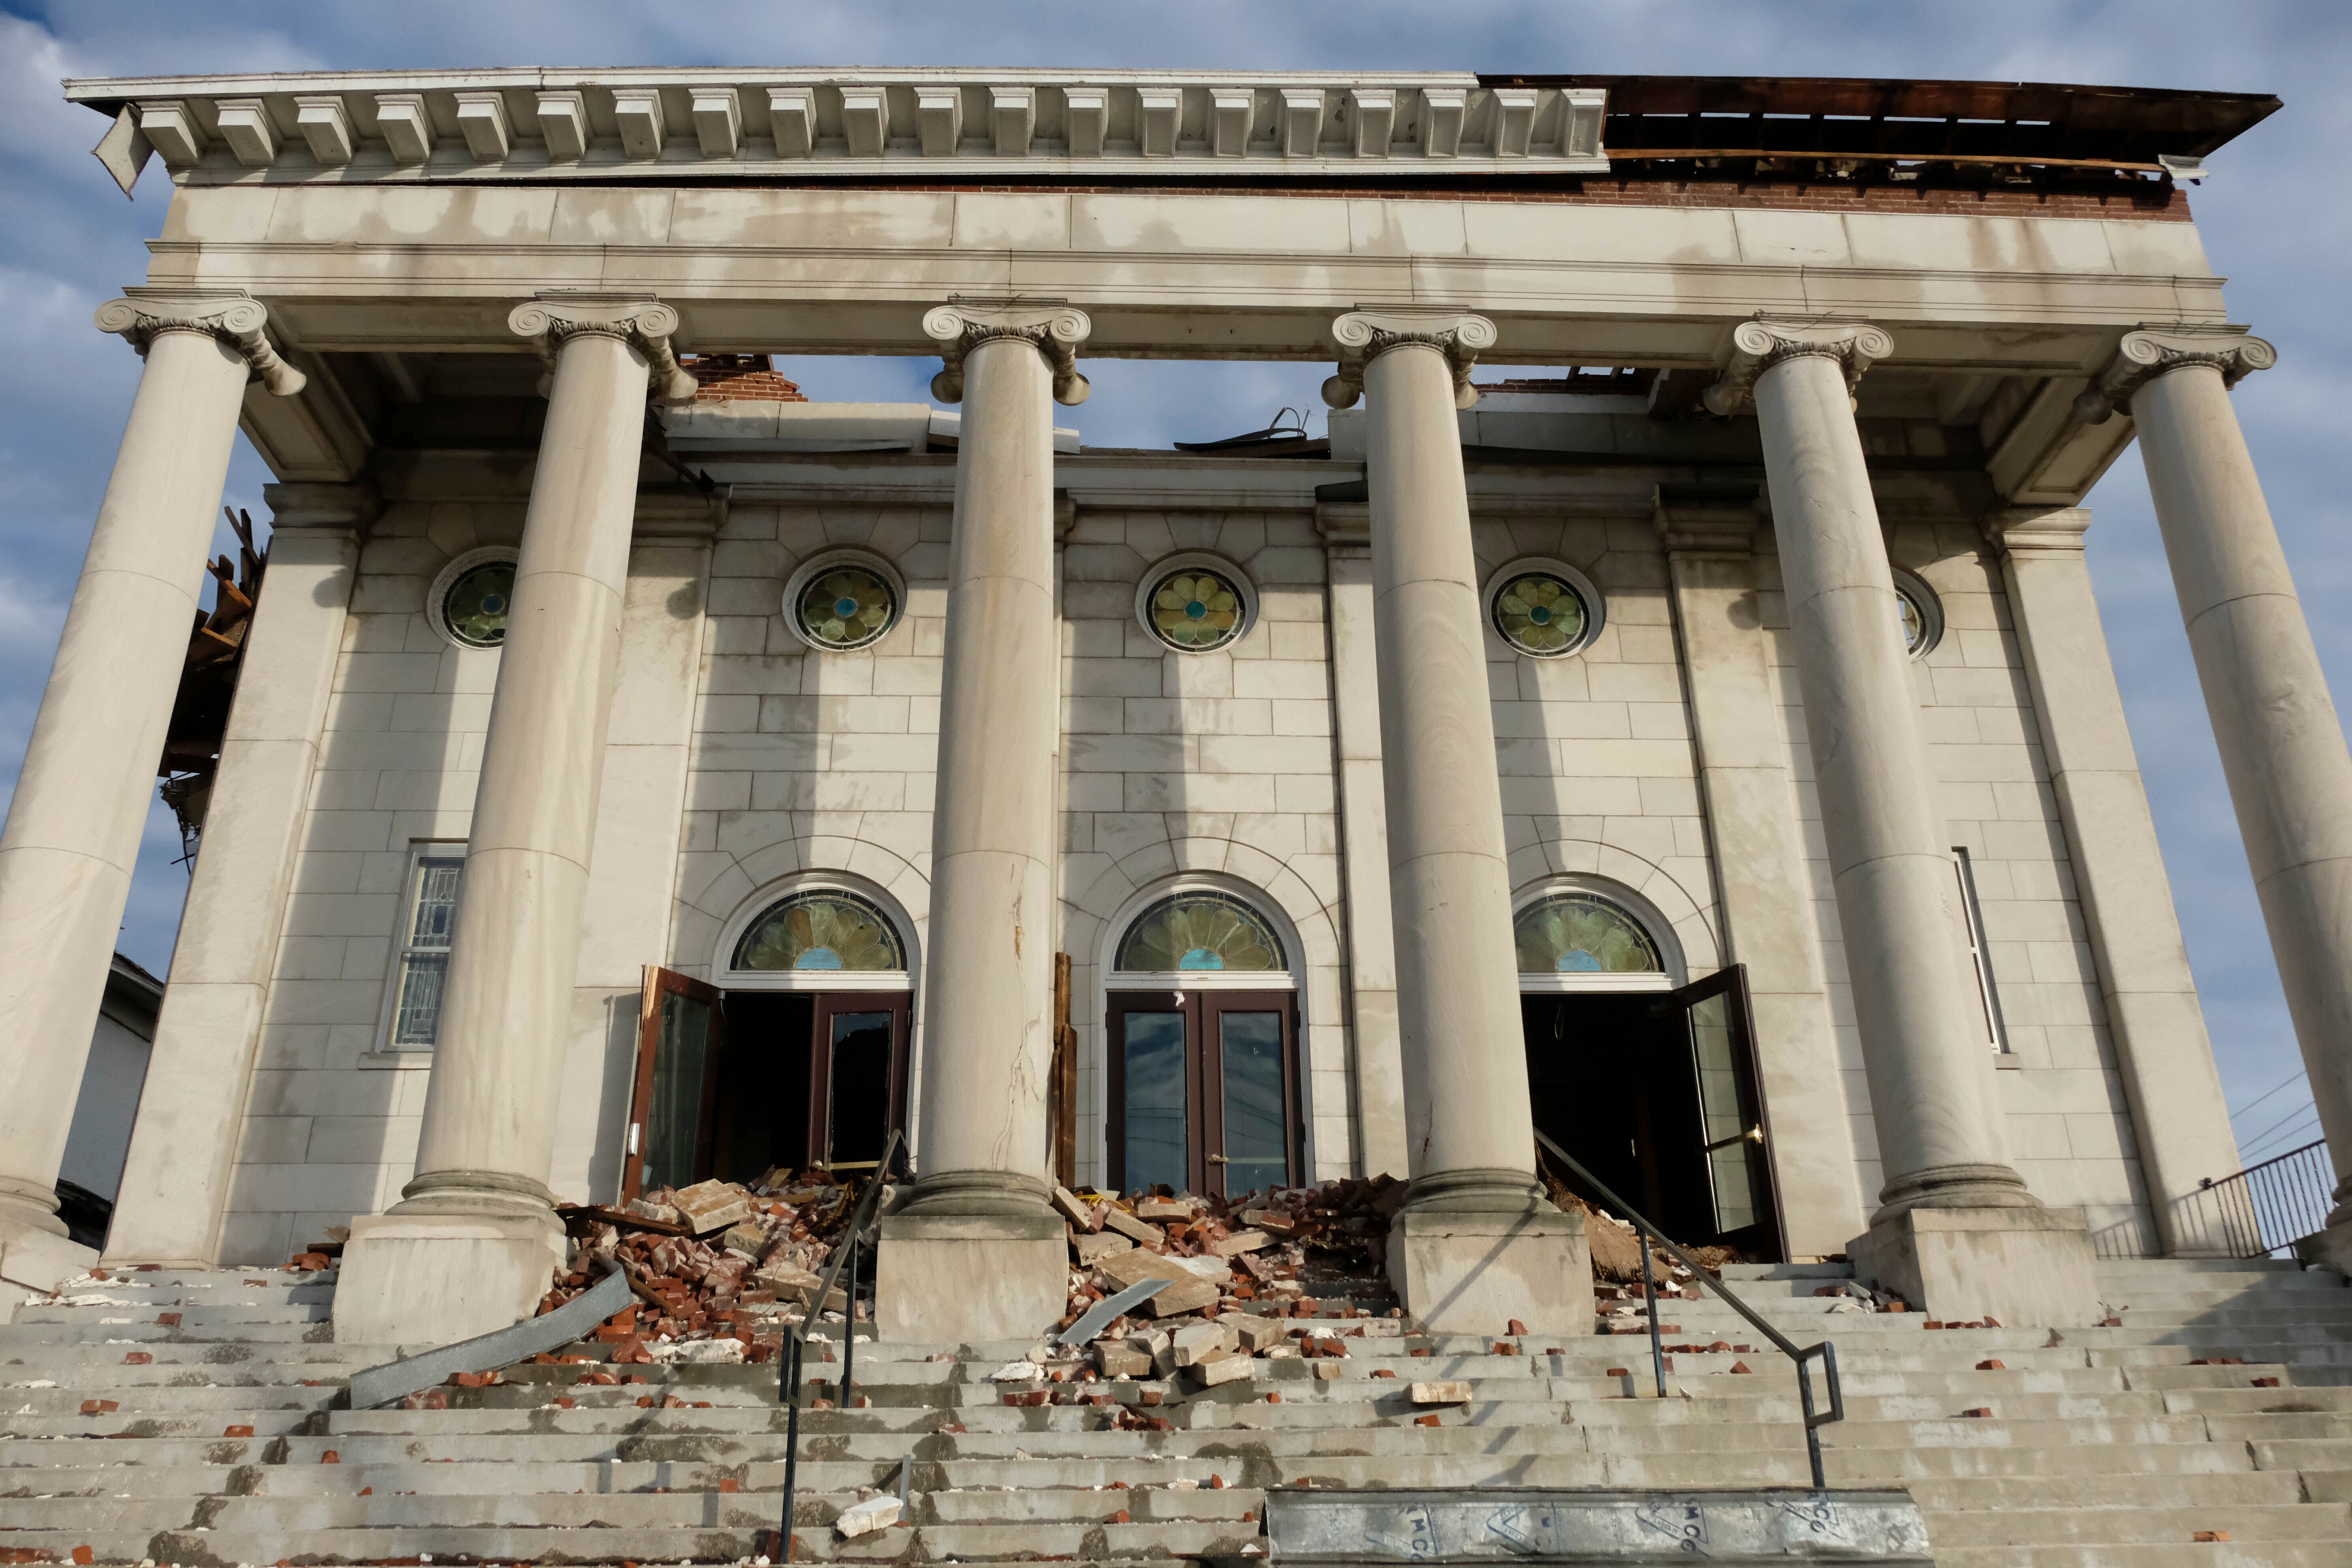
[[0, 294, 302, 1263], [1725, 321, 2032, 1221], [2091, 330, 2352, 1224], [905, 301, 1090, 1213], [1330, 310, 1541, 1212]]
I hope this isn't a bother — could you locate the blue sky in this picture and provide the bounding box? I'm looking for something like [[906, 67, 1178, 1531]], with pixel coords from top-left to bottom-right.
[[2, 1, 2345, 1168]]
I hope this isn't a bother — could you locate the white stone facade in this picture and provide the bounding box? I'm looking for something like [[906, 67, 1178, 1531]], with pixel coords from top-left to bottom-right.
[[0, 67, 2322, 1330]]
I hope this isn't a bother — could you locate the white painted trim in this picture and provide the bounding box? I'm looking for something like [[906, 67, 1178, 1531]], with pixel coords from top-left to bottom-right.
[[1134, 550, 1258, 654], [779, 547, 908, 655], [1509, 872, 1688, 989], [423, 546, 518, 652], [1481, 555, 1605, 659]]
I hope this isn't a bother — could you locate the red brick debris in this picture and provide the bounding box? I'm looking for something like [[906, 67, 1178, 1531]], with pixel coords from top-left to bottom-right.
[[683, 352, 808, 402]]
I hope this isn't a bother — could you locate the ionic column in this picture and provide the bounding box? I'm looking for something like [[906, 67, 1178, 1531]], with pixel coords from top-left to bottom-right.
[[0, 292, 304, 1293], [877, 299, 1090, 1343], [2078, 329, 2352, 1263], [1322, 310, 1588, 1334], [105, 487, 372, 1268], [1709, 320, 2093, 1325], [1984, 507, 2241, 1254], [333, 296, 695, 1345]]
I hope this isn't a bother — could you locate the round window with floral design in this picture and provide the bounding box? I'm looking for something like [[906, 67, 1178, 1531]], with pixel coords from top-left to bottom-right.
[[443, 559, 516, 649], [1492, 570, 1591, 657], [1145, 567, 1247, 652], [794, 565, 899, 652]]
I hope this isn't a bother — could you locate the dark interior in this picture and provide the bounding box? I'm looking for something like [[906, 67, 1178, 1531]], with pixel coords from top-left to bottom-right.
[[1523, 991, 1717, 1243], [709, 991, 812, 1183]]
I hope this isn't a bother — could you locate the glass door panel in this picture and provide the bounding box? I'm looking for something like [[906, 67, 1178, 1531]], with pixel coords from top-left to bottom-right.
[[626, 966, 726, 1200], [805, 991, 911, 1173], [1210, 1006, 1293, 1199], [1115, 1006, 1190, 1193], [1666, 964, 1783, 1258]]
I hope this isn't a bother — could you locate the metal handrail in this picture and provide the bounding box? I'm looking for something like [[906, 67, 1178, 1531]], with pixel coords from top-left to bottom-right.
[[774, 1129, 906, 1561], [1533, 1129, 1844, 1490], [2183, 1137, 2333, 1259]]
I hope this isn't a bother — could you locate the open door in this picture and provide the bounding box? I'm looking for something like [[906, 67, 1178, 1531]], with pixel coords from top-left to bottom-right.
[[1668, 964, 1783, 1260], [622, 966, 726, 1201]]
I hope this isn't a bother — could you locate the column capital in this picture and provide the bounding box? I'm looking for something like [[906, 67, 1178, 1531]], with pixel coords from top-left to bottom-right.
[[1652, 481, 1762, 555], [1702, 316, 1893, 416], [1322, 307, 1496, 411], [924, 297, 1093, 406], [506, 293, 697, 404], [2073, 326, 2277, 425], [94, 290, 306, 397], [1983, 505, 2092, 558]]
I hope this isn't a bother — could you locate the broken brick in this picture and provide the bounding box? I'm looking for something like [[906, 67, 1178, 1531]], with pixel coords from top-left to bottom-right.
[[1976, 1360, 2006, 1372]]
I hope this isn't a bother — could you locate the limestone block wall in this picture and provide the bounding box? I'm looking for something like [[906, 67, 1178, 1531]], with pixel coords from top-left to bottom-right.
[[1055, 509, 1350, 1190], [215, 498, 520, 1265], [1476, 511, 1726, 978], [1765, 517, 2155, 1251]]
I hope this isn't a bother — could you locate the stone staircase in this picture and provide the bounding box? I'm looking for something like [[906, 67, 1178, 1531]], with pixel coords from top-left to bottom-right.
[[4, 1258, 2352, 1565]]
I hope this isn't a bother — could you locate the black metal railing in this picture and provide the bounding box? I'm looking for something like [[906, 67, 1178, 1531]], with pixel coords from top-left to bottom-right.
[[774, 1129, 905, 1562], [2170, 1139, 2335, 1260], [1533, 1129, 1844, 1491]]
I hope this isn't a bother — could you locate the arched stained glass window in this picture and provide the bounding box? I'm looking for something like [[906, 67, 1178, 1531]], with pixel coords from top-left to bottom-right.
[[733, 889, 906, 973], [1117, 892, 1286, 973], [1514, 892, 1662, 975]]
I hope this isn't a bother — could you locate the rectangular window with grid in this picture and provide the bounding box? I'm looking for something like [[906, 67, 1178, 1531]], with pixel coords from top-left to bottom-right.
[[386, 848, 464, 1050], [1952, 847, 2009, 1055]]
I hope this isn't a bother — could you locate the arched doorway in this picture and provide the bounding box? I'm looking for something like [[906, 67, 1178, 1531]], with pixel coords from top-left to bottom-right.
[[624, 882, 915, 1199], [1103, 886, 1302, 1200], [1516, 882, 1782, 1259]]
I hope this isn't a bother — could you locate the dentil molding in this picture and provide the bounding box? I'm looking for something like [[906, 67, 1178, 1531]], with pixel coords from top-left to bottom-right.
[[1321, 308, 1497, 412], [924, 299, 1093, 407], [2073, 326, 2277, 425], [93, 290, 306, 397], [506, 294, 697, 404], [1702, 317, 1894, 416]]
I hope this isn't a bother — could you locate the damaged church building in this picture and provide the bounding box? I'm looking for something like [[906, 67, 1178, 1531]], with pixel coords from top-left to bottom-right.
[[4, 68, 2352, 1554]]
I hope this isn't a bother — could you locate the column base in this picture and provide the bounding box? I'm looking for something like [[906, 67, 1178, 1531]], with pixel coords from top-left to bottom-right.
[[331, 1208, 566, 1347], [876, 1209, 1066, 1344], [1847, 1205, 2097, 1329], [0, 1225, 97, 1304], [1386, 1171, 1592, 1336], [2297, 1217, 2352, 1278]]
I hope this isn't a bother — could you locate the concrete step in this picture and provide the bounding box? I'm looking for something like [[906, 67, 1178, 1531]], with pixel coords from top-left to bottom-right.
[[1903, 1471, 2309, 1510], [10, 1300, 333, 1326], [1933, 1547, 2348, 1568], [1919, 1500, 2352, 1547]]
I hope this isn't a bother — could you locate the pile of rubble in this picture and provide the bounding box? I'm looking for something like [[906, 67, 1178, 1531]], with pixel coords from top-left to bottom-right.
[[532, 1169, 874, 1363]]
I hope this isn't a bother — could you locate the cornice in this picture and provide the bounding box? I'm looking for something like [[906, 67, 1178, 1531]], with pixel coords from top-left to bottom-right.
[[67, 73, 1607, 194], [93, 289, 306, 396], [1701, 317, 1894, 416], [1982, 505, 2093, 557], [924, 298, 1093, 407], [506, 293, 697, 403], [2072, 325, 2276, 424], [1322, 308, 1497, 412]]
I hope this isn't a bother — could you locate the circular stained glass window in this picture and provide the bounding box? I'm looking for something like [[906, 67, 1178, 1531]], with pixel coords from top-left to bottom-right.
[[443, 560, 515, 649], [1513, 892, 1662, 975], [1892, 572, 1941, 658], [1493, 572, 1590, 657], [1117, 892, 1286, 973], [1147, 568, 1246, 652], [795, 566, 899, 652], [733, 889, 906, 973]]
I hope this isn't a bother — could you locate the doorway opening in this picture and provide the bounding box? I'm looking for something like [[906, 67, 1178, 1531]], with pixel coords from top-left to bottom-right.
[[1514, 886, 1783, 1260], [620, 884, 915, 1200]]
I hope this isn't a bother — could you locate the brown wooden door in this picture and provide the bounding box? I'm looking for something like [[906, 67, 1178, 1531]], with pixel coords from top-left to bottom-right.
[[624, 966, 726, 1201], [1666, 964, 1785, 1260], [1107, 988, 1299, 1200], [806, 990, 912, 1172]]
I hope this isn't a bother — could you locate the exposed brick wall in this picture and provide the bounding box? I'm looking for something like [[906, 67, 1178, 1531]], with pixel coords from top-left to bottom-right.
[[684, 354, 807, 402]]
